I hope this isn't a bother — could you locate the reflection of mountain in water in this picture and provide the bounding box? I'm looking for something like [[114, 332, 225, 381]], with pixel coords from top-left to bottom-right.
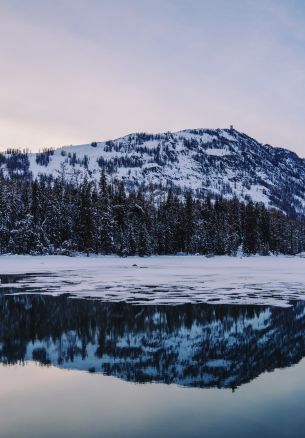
[[1, 294, 305, 389]]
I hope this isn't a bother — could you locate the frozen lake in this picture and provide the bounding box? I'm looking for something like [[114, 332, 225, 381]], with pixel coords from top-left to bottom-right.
[[1, 254, 305, 306], [1, 255, 305, 437]]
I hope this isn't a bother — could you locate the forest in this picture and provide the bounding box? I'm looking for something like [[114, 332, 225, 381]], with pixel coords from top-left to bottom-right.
[[0, 170, 305, 256]]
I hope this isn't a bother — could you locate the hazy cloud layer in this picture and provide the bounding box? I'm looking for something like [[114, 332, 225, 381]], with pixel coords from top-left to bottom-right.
[[0, 0, 305, 154]]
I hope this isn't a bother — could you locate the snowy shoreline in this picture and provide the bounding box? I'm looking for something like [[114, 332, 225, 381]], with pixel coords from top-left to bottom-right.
[[0, 253, 303, 275], [0, 254, 305, 307]]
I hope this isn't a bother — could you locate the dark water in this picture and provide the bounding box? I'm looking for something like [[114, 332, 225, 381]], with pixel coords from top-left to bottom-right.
[[1, 292, 305, 437]]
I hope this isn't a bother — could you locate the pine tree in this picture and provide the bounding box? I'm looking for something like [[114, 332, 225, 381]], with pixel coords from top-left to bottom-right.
[[0, 170, 304, 256], [98, 171, 113, 254], [243, 202, 258, 254], [76, 180, 94, 255]]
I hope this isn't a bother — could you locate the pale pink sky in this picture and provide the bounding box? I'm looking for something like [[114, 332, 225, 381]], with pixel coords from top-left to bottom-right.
[[1, 0, 305, 155]]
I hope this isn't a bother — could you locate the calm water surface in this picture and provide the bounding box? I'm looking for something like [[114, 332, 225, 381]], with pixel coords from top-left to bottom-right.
[[1, 288, 305, 437]]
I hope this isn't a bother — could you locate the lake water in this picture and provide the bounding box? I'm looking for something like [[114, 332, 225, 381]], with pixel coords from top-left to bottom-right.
[[1, 290, 305, 437], [0, 294, 305, 438]]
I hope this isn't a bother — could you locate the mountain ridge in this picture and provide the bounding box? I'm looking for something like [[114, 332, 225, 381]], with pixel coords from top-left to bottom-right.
[[1, 127, 305, 216]]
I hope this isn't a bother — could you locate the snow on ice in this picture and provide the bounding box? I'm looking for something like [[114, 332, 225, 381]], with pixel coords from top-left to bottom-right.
[[0, 255, 305, 307]]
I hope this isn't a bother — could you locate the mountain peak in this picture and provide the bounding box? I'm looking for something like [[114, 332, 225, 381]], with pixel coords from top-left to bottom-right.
[[1, 128, 304, 216]]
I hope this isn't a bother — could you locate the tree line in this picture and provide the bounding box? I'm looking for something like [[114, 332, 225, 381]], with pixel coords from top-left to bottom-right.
[[0, 170, 304, 256]]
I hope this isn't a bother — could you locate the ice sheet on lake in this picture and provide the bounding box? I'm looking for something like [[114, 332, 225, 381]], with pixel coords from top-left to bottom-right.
[[0, 255, 305, 307]]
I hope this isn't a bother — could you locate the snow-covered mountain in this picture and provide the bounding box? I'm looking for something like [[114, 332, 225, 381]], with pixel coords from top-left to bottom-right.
[[2, 128, 305, 215]]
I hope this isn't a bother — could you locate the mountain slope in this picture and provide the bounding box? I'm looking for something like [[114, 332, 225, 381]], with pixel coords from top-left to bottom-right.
[[2, 128, 305, 215]]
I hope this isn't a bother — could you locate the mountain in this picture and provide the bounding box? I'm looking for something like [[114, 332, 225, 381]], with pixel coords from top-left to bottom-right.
[[1, 128, 305, 215], [2, 293, 305, 389]]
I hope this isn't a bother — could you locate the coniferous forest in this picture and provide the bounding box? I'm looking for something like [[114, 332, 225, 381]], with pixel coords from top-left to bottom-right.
[[0, 170, 305, 257]]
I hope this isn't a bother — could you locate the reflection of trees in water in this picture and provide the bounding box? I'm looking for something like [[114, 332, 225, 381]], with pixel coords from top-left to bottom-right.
[[1, 294, 305, 389]]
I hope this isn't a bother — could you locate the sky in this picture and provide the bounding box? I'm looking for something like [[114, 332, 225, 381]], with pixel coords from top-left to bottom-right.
[[0, 0, 305, 155]]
